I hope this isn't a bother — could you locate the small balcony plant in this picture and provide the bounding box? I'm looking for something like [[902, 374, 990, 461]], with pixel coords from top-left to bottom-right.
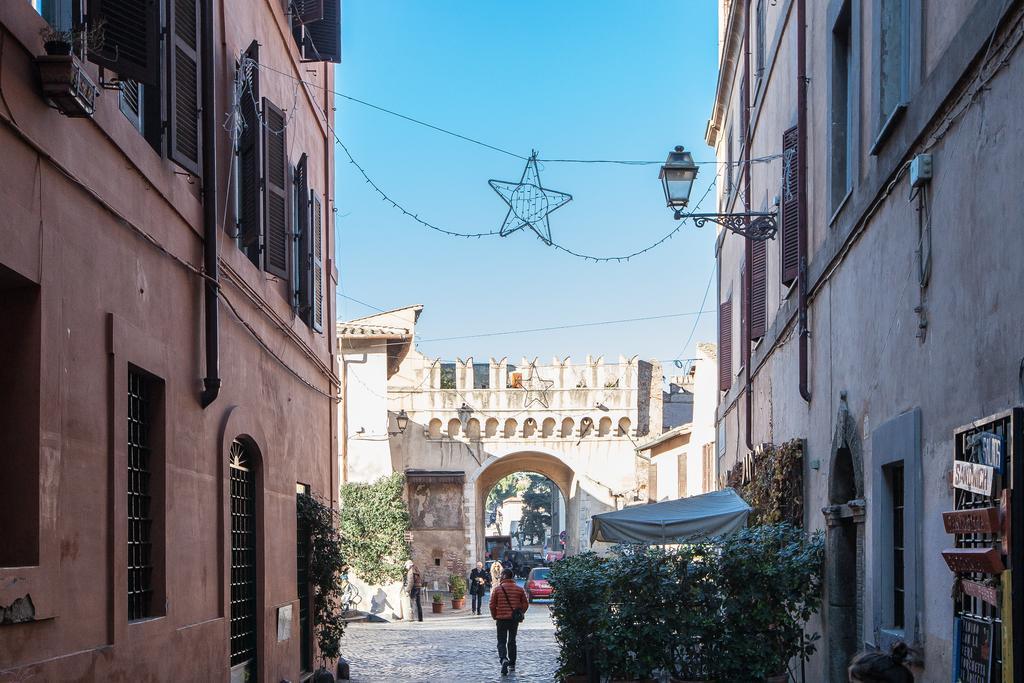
[[35, 21, 105, 118]]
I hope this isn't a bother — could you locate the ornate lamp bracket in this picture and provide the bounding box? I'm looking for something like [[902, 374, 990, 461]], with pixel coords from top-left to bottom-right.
[[676, 211, 779, 241]]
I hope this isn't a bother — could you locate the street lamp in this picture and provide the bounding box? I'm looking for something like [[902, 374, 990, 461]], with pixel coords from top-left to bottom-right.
[[658, 145, 778, 241], [389, 409, 409, 436]]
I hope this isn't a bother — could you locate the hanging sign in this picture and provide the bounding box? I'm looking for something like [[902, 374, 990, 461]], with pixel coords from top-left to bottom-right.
[[958, 579, 1000, 609], [943, 507, 1001, 534], [942, 547, 1005, 574], [953, 460, 995, 496], [969, 432, 1004, 473], [953, 615, 994, 683]]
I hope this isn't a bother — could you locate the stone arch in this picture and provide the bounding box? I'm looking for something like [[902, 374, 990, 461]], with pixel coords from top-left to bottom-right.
[[503, 418, 517, 438], [485, 418, 499, 438], [560, 417, 575, 438], [598, 416, 612, 436], [427, 418, 442, 439], [447, 418, 461, 438], [579, 417, 594, 437], [823, 394, 866, 683], [468, 449, 578, 561], [617, 417, 631, 437], [523, 418, 537, 438], [541, 417, 556, 438], [466, 418, 481, 439]]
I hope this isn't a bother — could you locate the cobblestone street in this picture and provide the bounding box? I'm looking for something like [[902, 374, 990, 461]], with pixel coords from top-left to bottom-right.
[[341, 595, 559, 682]]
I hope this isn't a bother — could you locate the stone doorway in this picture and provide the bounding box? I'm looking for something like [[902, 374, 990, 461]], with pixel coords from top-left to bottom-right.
[[822, 396, 865, 683]]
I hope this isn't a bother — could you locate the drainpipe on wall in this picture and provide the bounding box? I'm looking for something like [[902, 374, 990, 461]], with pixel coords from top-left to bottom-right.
[[797, 0, 811, 403], [199, 0, 221, 408], [742, 0, 754, 450]]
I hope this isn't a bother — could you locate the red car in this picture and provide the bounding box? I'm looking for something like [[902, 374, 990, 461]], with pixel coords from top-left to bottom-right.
[[525, 567, 553, 602]]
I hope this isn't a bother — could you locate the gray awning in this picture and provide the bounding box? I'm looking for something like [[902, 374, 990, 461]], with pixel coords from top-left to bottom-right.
[[590, 488, 752, 545]]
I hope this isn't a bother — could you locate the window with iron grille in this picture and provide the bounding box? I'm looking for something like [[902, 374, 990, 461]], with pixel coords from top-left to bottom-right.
[[128, 368, 155, 620], [229, 440, 258, 668], [887, 462, 905, 629]]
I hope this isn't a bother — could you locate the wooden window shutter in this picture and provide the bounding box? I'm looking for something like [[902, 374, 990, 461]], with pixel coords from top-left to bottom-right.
[[262, 99, 289, 278], [293, 0, 325, 23], [119, 79, 142, 130], [295, 154, 312, 318], [750, 238, 767, 339], [719, 298, 733, 391], [168, 0, 201, 175], [238, 43, 262, 266], [295, 0, 342, 63], [780, 126, 800, 286], [310, 190, 324, 332], [87, 0, 161, 85]]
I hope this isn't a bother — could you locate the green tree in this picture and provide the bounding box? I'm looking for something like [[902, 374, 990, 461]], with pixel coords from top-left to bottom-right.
[[520, 475, 553, 544], [338, 473, 411, 585]]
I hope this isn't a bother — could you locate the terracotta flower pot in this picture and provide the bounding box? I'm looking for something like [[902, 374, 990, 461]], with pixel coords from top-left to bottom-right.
[[451, 598, 466, 609], [431, 602, 443, 613]]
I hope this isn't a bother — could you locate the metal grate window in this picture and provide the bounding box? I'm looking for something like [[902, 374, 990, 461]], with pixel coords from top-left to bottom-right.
[[889, 463, 905, 629], [128, 369, 154, 620], [229, 441, 258, 668]]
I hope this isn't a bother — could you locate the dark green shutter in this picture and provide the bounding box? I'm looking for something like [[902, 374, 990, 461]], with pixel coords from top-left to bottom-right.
[[294, 154, 310, 315], [262, 99, 289, 278], [310, 190, 324, 332], [780, 126, 799, 286], [238, 43, 262, 266], [119, 79, 142, 130], [750, 238, 767, 339], [168, 0, 201, 175], [295, 0, 341, 63], [293, 0, 324, 23], [87, 0, 160, 85]]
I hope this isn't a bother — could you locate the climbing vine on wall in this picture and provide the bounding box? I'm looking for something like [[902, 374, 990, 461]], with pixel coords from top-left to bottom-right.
[[296, 493, 346, 667], [338, 473, 411, 585], [727, 439, 804, 527]]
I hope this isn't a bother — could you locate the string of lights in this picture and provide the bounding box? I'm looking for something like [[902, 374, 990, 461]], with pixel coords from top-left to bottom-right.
[[252, 62, 781, 168], [417, 309, 716, 343]]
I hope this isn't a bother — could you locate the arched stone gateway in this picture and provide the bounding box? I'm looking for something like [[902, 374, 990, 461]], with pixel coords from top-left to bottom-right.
[[467, 449, 582, 560]]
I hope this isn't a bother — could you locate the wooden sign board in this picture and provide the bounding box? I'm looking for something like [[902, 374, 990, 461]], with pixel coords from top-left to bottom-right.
[[953, 460, 995, 496], [954, 615, 994, 683], [942, 547, 1005, 574], [943, 507, 1001, 534], [960, 579, 1000, 609]]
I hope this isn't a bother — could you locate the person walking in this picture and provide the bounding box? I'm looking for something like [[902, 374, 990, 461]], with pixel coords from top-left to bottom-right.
[[490, 559, 504, 587], [468, 561, 490, 615], [489, 568, 528, 676], [403, 559, 422, 622]]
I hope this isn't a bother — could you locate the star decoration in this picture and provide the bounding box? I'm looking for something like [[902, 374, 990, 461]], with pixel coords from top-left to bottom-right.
[[489, 151, 572, 245], [520, 366, 555, 408]]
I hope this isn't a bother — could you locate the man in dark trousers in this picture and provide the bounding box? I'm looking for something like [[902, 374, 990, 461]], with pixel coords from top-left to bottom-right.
[[468, 561, 490, 615], [403, 559, 422, 622], [489, 568, 529, 675]]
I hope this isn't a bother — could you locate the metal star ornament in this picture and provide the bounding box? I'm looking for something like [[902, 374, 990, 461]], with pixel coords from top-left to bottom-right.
[[489, 151, 572, 245], [520, 366, 555, 408]]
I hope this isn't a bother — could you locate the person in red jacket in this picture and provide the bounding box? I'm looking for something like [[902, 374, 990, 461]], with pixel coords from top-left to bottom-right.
[[489, 568, 529, 676]]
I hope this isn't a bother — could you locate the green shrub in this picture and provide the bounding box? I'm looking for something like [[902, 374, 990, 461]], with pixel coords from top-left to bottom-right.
[[449, 575, 467, 600], [297, 493, 347, 668], [549, 524, 824, 682], [338, 473, 411, 586]]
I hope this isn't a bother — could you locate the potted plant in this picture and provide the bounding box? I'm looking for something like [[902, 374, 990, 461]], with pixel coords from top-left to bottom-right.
[[431, 592, 444, 614], [449, 575, 467, 609], [35, 22, 105, 118]]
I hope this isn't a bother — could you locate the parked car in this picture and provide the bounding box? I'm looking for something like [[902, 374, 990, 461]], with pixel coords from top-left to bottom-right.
[[524, 567, 553, 602]]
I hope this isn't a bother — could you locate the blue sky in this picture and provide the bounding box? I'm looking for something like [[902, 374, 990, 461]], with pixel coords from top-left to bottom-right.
[[334, 1, 720, 369]]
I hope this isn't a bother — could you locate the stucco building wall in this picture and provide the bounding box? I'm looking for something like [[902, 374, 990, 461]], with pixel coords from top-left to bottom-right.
[[0, 2, 337, 680], [711, 0, 1023, 679]]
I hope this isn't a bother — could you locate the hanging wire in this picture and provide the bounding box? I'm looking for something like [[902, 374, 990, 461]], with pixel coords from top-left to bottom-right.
[[671, 265, 716, 365]]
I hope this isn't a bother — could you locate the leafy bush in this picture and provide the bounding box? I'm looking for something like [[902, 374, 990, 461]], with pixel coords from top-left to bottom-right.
[[297, 493, 346, 668], [549, 524, 824, 682], [338, 473, 411, 585], [449, 575, 467, 600], [714, 523, 824, 681]]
